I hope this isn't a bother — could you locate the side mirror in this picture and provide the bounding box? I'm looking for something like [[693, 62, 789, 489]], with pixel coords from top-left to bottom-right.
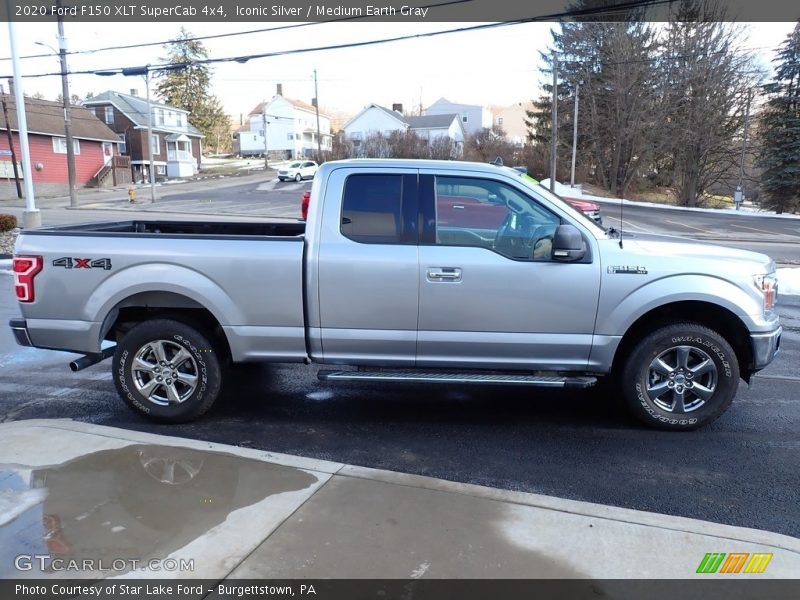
[[551, 224, 586, 262]]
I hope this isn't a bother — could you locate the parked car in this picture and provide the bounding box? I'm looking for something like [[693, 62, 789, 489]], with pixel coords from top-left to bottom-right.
[[278, 160, 318, 182], [10, 159, 781, 430], [561, 197, 603, 226]]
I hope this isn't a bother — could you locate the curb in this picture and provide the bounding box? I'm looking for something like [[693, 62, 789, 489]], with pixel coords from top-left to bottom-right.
[[3, 418, 799, 554]]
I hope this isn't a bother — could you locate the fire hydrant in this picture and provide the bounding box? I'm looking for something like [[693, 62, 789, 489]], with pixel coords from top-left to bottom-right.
[[127, 185, 136, 203]]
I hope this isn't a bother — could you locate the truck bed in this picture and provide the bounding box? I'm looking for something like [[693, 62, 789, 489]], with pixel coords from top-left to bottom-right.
[[24, 220, 306, 238]]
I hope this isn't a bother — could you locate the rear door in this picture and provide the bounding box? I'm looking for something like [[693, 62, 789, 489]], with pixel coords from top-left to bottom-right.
[[315, 168, 420, 365]]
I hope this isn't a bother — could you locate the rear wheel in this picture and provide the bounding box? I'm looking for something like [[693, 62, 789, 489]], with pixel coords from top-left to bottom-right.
[[621, 323, 739, 430], [113, 319, 222, 423]]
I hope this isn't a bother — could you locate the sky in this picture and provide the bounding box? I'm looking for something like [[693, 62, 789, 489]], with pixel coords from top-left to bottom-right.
[[2, 20, 796, 123]]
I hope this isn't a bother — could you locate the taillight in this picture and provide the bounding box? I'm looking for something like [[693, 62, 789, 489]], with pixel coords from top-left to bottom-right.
[[301, 191, 311, 220], [13, 255, 43, 302]]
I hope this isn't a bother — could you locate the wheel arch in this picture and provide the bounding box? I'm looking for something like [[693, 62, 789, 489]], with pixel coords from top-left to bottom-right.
[[611, 300, 753, 382], [100, 291, 232, 365]]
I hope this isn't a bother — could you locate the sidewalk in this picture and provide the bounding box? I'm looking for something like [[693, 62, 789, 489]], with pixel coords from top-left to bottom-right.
[[1, 419, 798, 581]]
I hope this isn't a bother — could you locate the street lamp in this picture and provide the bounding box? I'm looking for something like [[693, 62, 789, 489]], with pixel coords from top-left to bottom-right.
[[35, 1, 77, 208]]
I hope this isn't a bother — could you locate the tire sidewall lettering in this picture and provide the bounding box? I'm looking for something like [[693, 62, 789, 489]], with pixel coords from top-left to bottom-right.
[[669, 336, 732, 377]]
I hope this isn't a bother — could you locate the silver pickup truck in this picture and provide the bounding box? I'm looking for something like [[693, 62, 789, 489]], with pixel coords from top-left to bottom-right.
[[9, 159, 781, 430]]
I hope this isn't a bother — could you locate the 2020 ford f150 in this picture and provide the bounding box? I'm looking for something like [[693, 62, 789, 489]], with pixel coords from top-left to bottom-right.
[[9, 159, 781, 430]]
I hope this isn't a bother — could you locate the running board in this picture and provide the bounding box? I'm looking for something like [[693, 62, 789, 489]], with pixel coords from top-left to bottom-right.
[[317, 370, 596, 389]]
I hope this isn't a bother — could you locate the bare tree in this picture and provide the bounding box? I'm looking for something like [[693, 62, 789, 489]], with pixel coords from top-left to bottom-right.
[[428, 136, 458, 159], [361, 132, 392, 158], [655, 3, 759, 206]]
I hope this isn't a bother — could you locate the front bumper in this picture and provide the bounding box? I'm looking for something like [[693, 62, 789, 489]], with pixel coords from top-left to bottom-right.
[[750, 326, 782, 371], [9, 318, 33, 347]]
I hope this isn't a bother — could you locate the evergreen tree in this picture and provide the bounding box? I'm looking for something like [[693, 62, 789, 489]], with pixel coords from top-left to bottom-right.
[[155, 27, 230, 152], [757, 22, 800, 214]]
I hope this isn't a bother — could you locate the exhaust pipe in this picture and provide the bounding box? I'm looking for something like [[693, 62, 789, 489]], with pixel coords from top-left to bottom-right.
[[69, 346, 116, 372]]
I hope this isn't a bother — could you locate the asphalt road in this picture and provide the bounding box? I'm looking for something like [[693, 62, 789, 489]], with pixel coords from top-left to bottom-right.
[[1, 263, 798, 538], [2, 174, 799, 537], [598, 200, 800, 263], [3, 173, 797, 261]]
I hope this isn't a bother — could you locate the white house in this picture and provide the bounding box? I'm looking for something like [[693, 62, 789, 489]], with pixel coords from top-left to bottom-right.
[[343, 103, 464, 154], [234, 90, 332, 159], [424, 97, 493, 135]]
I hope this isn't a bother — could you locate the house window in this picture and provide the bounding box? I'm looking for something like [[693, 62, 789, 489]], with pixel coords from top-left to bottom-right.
[[52, 137, 80, 155], [498, 117, 504, 126], [156, 165, 166, 175], [118, 134, 126, 153], [150, 134, 160, 155], [156, 109, 164, 126], [104, 106, 114, 124], [295, 133, 300, 140], [287, 133, 294, 141], [462, 115, 468, 123]]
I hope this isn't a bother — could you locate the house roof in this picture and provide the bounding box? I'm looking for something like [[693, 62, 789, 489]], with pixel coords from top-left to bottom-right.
[[343, 104, 460, 133], [0, 94, 119, 142], [248, 96, 331, 119], [405, 114, 459, 129], [342, 103, 408, 131], [83, 91, 203, 137]]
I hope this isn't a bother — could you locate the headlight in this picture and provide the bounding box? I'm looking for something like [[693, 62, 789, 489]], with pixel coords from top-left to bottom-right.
[[754, 273, 778, 313]]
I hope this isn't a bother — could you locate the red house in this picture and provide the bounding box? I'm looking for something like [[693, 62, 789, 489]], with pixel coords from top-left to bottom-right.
[[0, 94, 125, 200]]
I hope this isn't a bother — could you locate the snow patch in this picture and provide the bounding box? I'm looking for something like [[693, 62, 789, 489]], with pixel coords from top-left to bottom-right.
[[777, 268, 800, 296]]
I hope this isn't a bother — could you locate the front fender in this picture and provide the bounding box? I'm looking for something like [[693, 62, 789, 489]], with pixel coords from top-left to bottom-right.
[[597, 274, 762, 336]]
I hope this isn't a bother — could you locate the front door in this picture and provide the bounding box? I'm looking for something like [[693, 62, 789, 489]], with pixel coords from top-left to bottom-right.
[[416, 172, 602, 370]]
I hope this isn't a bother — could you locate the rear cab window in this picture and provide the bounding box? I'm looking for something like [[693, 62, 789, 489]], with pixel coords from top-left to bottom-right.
[[341, 174, 416, 244]]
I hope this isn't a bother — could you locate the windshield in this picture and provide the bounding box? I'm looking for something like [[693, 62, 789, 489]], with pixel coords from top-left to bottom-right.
[[511, 169, 607, 235]]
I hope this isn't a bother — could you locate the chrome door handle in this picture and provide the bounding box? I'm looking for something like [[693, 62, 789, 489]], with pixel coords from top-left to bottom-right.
[[427, 268, 462, 282]]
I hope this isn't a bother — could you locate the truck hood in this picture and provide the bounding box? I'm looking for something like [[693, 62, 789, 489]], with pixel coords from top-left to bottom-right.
[[619, 232, 775, 273]]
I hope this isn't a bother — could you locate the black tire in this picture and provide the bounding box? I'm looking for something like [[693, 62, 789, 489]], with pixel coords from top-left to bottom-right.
[[621, 322, 739, 431], [113, 319, 222, 423], [295, 173, 302, 182]]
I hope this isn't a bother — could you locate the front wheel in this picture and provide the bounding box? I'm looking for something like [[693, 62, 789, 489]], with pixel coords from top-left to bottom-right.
[[621, 323, 739, 431], [294, 173, 302, 182], [113, 319, 222, 423]]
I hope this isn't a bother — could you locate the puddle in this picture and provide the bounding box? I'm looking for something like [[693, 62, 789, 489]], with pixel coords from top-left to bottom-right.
[[0, 444, 317, 576]]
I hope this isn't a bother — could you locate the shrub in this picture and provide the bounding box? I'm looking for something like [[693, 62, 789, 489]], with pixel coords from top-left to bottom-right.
[[0, 214, 17, 232]]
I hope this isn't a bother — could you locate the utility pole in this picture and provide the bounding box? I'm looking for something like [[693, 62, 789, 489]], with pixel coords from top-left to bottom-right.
[[0, 84, 22, 199], [550, 51, 558, 193], [56, 0, 77, 208], [312, 69, 322, 161], [570, 81, 580, 188], [735, 90, 753, 210], [262, 100, 268, 169]]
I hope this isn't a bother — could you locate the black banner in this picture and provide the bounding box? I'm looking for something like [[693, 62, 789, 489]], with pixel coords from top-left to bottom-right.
[[3, 579, 800, 600], [1, 0, 799, 23]]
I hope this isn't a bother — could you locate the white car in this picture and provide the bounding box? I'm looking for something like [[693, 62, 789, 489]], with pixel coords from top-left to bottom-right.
[[278, 160, 318, 182]]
